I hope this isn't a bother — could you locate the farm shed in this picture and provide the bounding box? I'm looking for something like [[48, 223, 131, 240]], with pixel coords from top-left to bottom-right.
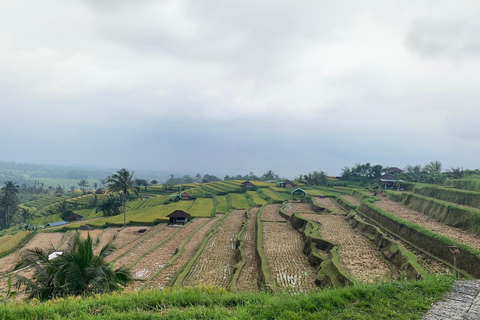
[[242, 181, 255, 189], [277, 180, 296, 189], [64, 212, 83, 222], [95, 189, 105, 194], [45, 221, 67, 227], [167, 210, 191, 225], [79, 225, 93, 230], [180, 192, 192, 200], [377, 174, 403, 190], [291, 188, 307, 200]]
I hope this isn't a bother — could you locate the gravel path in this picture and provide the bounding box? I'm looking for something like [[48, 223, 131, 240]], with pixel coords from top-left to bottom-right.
[[423, 280, 480, 319]]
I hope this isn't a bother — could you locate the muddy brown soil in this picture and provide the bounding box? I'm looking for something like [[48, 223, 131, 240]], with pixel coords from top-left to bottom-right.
[[182, 210, 245, 288], [374, 199, 480, 251], [302, 214, 392, 283]]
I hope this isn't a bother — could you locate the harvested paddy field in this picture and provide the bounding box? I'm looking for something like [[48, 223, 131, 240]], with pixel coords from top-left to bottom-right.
[[79, 229, 103, 242], [302, 214, 392, 283], [129, 218, 210, 287], [314, 197, 345, 213], [93, 228, 119, 255], [340, 195, 362, 206], [374, 199, 480, 250], [146, 215, 222, 289], [182, 210, 245, 288], [105, 226, 156, 262], [262, 221, 317, 292], [261, 204, 283, 221], [0, 232, 64, 274], [113, 225, 179, 269], [236, 207, 260, 292], [284, 202, 316, 214]]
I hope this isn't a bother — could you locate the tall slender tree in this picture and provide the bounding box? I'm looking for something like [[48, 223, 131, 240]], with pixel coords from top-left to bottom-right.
[[107, 169, 139, 226], [1, 181, 20, 228]]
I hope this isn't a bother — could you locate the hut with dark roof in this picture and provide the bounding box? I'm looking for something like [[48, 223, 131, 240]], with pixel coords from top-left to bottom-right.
[[180, 192, 192, 200], [291, 188, 307, 200], [64, 212, 83, 222], [167, 210, 191, 225], [78, 225, 93, 231], [241, 181, 255, 189]]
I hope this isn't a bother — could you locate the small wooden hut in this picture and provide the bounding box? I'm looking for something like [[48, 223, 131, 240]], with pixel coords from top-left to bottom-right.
[[64, 213, 83, 222], [78, 225, 93, 231], [180, 192, 192, 200], [242, 181, 255, 190], [291, 188, 307, 200], [167, 210, 191, 225], [277, 180, 296, 189]]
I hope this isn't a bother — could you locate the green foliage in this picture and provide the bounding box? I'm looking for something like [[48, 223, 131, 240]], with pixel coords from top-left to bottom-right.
[[14, 233, 133, 300], [228, 193, 250, 209], [413, 185, 480, 209], [444, 177, 480, 192]]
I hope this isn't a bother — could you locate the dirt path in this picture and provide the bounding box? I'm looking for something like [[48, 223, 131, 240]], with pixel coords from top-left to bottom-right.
[[301, 214, 392, 283], [261, 204, 283, 221], [146, 215, 222, 289], [284, 202, 316, 214], [236, 207, 260, 292], [113, 225, 179, 269], [263, 221, 317, 292], [314, 197, 345, 213], [129, 218, 209, 287], [340, 195, 361, 206], [374, 199, 480, 251], [182, 210, 245, 288]]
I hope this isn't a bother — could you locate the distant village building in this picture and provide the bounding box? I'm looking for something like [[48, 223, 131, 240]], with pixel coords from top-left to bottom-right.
[[45, 221, 67, 227], [180, 192, 192, 200], [241, 181, 255, 190], [167, 210, 191, 225], [291, 188, 307, 200], [95, 189, 105, 194], [78, 225, 93, 231], [64, 213, 83, 222], [277, 180, 296, 189]]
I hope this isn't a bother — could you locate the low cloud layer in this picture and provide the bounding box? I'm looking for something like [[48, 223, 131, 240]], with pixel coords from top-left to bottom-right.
[[0, 1, 479, 177]]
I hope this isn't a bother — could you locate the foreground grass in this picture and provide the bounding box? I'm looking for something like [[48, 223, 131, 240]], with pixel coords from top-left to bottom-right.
[[0, 277, 453, 319]]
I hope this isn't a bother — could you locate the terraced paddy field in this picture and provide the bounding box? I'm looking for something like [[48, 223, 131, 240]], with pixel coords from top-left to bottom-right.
[[145, 215, 222, 289], [181, 210, 246, 288], [284, 201, 316, 214], [314, 197, 346, 213], [302, 213, 392, 283], [236, 207, 260, 292], [262, 221, 317, 292], [129, 218, 210, 288], [340, 195, 362, 206], [374, 198, 480, 250], [261, 204, 283, 221]]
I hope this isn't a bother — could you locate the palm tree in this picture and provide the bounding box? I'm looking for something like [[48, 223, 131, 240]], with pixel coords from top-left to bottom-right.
[[18, 208, 33, 225], [107, 169, 139, 226], [77, 180, 89, 194], [14, 233, 132, 300], [1, 181, 20, 227]]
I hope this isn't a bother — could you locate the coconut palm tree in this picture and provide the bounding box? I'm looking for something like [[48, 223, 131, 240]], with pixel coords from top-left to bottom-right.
[[107, 169, 139, 226], [1, 181, 20, 227], [14, 233, 132, 300]]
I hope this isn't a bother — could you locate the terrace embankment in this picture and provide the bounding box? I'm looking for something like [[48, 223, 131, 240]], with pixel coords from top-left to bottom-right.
[[181, 210, 245, 288], [261, 204, 317, 292], [301, 213, 392, 283], [375, 198, 480, 251]]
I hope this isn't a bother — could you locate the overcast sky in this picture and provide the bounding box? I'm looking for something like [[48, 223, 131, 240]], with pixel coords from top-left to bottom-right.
[[0, 1, 479, 178]]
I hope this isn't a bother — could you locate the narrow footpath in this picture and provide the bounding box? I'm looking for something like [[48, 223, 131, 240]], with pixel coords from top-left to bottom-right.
[[423, 280, 480, 320]]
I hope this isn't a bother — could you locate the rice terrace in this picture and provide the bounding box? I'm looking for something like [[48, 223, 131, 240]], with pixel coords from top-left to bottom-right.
[[0, 163, 480, 319]]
